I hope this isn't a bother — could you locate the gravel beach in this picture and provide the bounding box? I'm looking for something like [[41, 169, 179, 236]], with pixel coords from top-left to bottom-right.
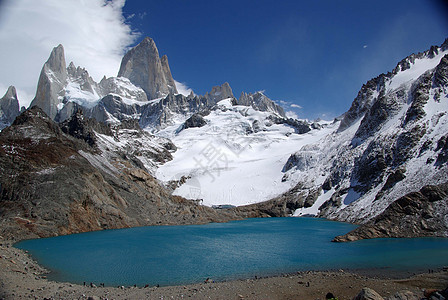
[[1, 240, 447, 300]]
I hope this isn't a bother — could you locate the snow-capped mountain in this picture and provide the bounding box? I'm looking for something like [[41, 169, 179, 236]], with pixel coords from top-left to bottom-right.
[[1, 36, 447, 240], [283, 39, 448, 225]]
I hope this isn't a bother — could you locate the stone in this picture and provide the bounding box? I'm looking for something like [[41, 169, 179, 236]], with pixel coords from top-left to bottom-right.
[[386, 290, 419, 300], [352, 288, 384, 300]]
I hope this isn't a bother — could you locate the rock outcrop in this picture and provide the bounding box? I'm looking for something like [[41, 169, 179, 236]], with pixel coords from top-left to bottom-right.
[[0, 86, 20, 129], [118, 37, 178, 100], [205, 82, 234, 103], [238, 91, 286, 117], [182, 113, 207, 129], [332, 183, 448, 242]]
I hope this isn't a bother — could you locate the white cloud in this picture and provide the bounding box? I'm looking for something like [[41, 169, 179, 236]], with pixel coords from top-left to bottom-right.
[[174, 80, 194, 96], [0, 0, 138, 108], [290, 103, 302, 109], [285, 110, 298, 119]]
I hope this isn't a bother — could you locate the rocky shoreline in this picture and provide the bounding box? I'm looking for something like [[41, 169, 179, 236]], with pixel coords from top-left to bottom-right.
[[1, 238, 447, 300]]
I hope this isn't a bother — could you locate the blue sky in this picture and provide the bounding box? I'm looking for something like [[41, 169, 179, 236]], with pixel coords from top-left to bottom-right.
[[122, 0, 448, 120], [0, 0, 446, 120]]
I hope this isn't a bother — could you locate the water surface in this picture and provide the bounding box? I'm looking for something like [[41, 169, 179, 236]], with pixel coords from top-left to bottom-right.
[[16, 217, 448, 287]]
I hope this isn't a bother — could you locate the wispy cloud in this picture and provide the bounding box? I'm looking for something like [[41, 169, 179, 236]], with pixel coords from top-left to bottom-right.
[[285, 111, 298, 119], [290, 104, 302, 109], [174, 80, 194, 96], [0, 0, 138, 108]]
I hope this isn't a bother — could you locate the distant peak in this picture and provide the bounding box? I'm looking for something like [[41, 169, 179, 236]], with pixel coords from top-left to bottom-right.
[[3, 86, 17, 100], [118, 37, 177, 99], [46, 44, 67, 75], [137, 37, 159, 54]]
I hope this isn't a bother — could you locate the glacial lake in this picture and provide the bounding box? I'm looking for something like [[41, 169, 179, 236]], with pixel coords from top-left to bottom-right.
[[16, 217, 448, 287]]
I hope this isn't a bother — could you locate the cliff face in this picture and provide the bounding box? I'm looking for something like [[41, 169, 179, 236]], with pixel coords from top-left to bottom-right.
[[118, 37, 178, 100], [333, 183, 448, 242], [0, 107, 239, 241], [29, 45, 67, 120]]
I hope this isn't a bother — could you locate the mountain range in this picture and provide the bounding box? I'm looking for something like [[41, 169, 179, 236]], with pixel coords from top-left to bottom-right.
[[0, 37, 447, 241]]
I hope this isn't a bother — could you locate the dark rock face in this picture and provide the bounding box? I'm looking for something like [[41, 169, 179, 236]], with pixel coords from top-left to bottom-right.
[[338, 75, 387, 132], [118, 37, 178, 100], [183, 114, 207, 129], [404, 71, 432, 124], [267, 115, 311, 134], [230, 184, 321, 218], [0, 108, 240, 241], [333, 183, 448, 242], [59, 109, 112, 148], [0, 86, 20, 129]]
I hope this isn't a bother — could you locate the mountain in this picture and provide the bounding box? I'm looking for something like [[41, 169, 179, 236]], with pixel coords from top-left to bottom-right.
[[276, 39, 448, 236], [0, 86, 20, 130], [1, 36, 447, 241], [29, 44, 68, 120], [0, 106, 240, 241], [18, 38, 286, 132], [118, 37, 178, 100]]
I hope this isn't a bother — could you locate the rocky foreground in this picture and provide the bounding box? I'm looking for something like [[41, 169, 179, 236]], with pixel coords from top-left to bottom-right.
[[0, 240, 447, 300]]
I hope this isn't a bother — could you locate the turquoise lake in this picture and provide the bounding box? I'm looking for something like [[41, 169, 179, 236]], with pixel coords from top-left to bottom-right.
[[16, 217, 448, 287]]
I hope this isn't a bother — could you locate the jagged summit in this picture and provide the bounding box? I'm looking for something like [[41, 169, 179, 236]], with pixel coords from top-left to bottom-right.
[[2, 85, 18, 102], [238, 91, 286, 117], [118, 37, 178, 100], [205, 82, 234, 103], [30, 44, 68, 119], [0, 85, 20, 129], [46, 44, 67, 77]]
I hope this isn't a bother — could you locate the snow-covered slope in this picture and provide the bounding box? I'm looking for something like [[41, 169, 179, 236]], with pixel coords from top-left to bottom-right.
[[155, 98, 333, 206], [282, 41, 448, 223]]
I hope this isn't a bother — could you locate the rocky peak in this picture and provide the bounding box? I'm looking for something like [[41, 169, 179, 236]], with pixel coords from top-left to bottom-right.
[[238, 91, 286, 117], [117, 37, 178, 100], [45, 44, 67, 80], [205, 82, 234, 104], [30, 44, 68, 120], [0, 86, 20, 128], [338, 74, 387, 132], [161, 55, 177, 93], [2, 85, 18, 100]]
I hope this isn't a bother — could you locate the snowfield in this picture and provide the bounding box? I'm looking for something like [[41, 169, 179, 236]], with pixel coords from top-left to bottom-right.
[[155, 99, 336, 206]]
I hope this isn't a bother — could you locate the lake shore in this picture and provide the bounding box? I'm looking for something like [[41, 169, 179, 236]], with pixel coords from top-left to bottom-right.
[[1, 240, 447, 300]]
